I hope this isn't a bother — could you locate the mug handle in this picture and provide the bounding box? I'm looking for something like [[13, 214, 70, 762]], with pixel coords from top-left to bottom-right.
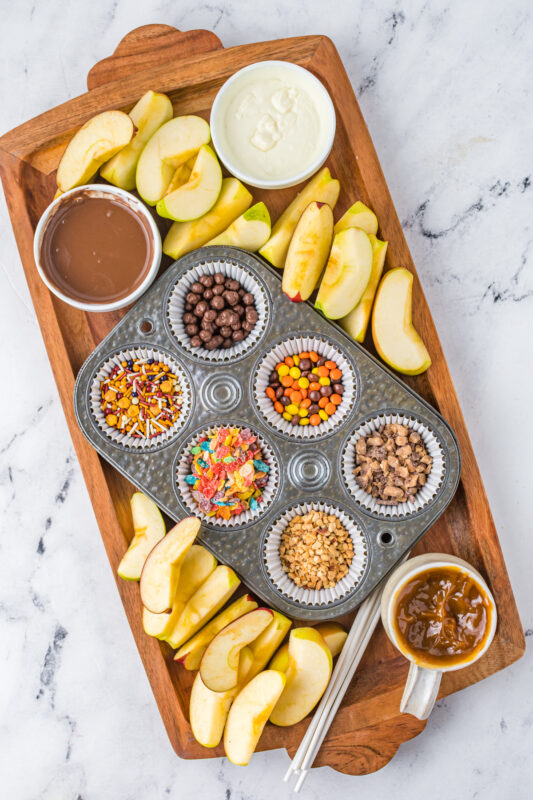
[[400, 662, 442, 719]]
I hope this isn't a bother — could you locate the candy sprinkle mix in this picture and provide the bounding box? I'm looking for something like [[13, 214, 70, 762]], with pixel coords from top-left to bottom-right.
[[99, 357, 184, 440], [184, 426, 270, 520]]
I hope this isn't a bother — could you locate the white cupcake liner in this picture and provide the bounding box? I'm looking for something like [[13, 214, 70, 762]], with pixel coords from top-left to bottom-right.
[[253, 335, 357, 440], [166, 259, 270, 362], [90, 346, 192, 451], [341, 413, 446, 518], [175, 424, 279, 528], [263, 502, 368, 606]]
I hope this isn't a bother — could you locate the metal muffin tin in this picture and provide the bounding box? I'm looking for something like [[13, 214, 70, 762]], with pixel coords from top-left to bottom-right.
[[74, 246, 461, 621]]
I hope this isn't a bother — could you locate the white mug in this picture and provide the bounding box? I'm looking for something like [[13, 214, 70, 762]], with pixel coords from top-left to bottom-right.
[[381, 553, 497, 720]]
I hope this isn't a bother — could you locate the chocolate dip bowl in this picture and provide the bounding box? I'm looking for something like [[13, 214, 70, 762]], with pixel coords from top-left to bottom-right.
[[34, 185, 162, 312]]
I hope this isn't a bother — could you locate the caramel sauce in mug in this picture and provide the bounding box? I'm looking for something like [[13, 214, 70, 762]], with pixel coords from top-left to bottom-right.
[[393, 566, 493, 668]]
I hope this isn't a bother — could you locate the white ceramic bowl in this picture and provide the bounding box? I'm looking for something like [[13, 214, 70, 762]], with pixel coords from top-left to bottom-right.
[[210, 60, 336, 190], [33, 184, 162, 312]]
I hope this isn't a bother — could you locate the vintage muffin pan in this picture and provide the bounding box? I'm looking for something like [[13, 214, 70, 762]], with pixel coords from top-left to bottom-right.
[[74, 246, 461, 621]]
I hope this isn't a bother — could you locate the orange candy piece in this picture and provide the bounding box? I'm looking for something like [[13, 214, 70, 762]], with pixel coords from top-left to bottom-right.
[[318, 397, 329, 409], [274, 401, 284, 414], [299, 351, 309, 359], [330, 393, 342, 405], [290, 390, 302, 404], [330, 368, 342, 381], [300, 398, 311, 409], [317, 365, 329, 377], [309, 381, 321, 392], [325, 360, 337, 370], [309, 351, 319, 362], [325, 402, 337, 416], [266, 386, 276, 400], [309, 414, 321, 426], [280, 375, 293, 387], [284, 356, 294, 367]]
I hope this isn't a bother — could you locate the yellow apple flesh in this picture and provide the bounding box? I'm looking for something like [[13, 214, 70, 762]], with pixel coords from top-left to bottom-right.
[[246, 611, 292, 680], [100, 91, 173, 190], [142, 545, 217, 638], [207, 202, 271, 251], [174, 594, 258, 670], [372, 267, 431, 375], [156, 144, 222, 221], [315, 227, 373, 319], [269, 627, 332, 727], [117, 492, 166, 581], [163, 177, 253, 259], [315, 621, 347, 657], [57, 110, 135, 192], [139, 517, 200, 613], [334, 200, 378, 236], [200, 608, 274, 693], [259, 167, 340, 268], [282, 201, 333, 302], [224, 670, 286, 765], [189, 647, 254, 748], [136, 115, 211, 205], [340, 234, 388, 342], [164, 565, 240, 649]]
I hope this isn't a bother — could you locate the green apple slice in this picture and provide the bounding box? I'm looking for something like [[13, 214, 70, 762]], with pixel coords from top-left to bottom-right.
[[156, 144, 222, 221], [100, 91, 173, 190], [340, 234, 388, 342], [136, 115, 211, 205], [207, 202, 271, 251], [334, 200, 378, 236], [117, 492, 165, 581], [315, 227, 373, 319], [139, 517, 200, 613], [57, 110, 135, 192], [163, 177, 253, 259]]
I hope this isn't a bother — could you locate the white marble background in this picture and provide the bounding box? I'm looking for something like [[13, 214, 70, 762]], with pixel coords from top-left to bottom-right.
[[1, 0, 532, 797]]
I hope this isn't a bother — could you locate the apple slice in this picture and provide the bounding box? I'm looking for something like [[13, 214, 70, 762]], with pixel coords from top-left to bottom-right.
[[269, 627, 332, 727], [340, 234, 388, 342], [189, 646, 254, 748], [163, 177, 253, 259], [259, 168, 340, 268], [136, 115, 211, 205], [207, 202, 271, 251], [174, 594, 258, 669], [142, 545, 217, 638], [200, 608, 274, 693], [334, 200, 378, 236], [139, 517, 200, 613], [100, 91, 173, 190], [246, 611, 292, 680], [156, 145, 222, 221], [270, 622, 347, 672], [117, 493, 166, 581], [315, 227, 373, 319], [56, 110, 134, 192], [372, 267, 431, 375], [224, 670, 286, 765], [165, 565, 241, 649], [282, 201, 333, 302], [164, 158, 195, 195]]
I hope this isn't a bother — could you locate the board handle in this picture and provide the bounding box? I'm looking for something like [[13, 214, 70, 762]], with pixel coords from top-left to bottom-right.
[[87, 24, 223, 90]]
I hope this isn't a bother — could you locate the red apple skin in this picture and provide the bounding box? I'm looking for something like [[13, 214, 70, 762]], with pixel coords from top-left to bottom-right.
[[285, 291, 303, 302]]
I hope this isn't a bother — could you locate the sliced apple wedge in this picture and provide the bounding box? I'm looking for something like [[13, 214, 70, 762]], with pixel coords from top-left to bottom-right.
[[164, 159, 194, 195], [189, 647, 254, 749], [117, 493, 166, 581], [174, 594, 258, 670], [100, 91, 173, 190], [200, 608, 274, 693], [57, 110, 134, 192], [334, 200, 378, 236], [224, 670, 286, 765], [156, 145, 222, 222], [136, 115, 211, 205], [282, 201, 333, 302], [269, 627, 332, 727], [246, 611, 292, 680], [163, 177, 253, 259], [207, 202, 271, 251], [315, 227, 373, 319], [142, 545, 217, 638], [372, 267, 432, 375], [165, 565, 240, 649], [139, 517, 200, 613], [340, 234, 388, 342], [259, 167, 340, 268], [315, 621, 347, 657]]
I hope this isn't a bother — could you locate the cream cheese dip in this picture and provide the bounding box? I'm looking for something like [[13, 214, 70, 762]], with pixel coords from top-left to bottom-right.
[[211, 61, 336, 189]]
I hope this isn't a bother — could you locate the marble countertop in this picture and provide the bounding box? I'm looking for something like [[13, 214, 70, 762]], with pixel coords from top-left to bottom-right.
[[1, 1, 532, 797]]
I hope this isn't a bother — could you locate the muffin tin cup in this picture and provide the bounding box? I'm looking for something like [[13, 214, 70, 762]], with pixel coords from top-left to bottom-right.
[[89, 346, 192, 451], [341, 412, 446, 518], [262, 501, 368, 606], [253, 334, 358, 439], [175, 424, 280, 528], [166, 257, 270, 363]]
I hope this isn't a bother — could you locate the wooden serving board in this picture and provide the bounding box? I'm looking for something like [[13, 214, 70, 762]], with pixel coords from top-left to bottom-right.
[[0, 24, 524, 775]]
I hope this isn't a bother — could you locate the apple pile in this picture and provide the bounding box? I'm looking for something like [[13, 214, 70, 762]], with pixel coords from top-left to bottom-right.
[[118, 492, 347, 765]]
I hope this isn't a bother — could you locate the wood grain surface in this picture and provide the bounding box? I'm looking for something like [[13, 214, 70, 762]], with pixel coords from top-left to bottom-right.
[[0, 25, 524, 776]]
